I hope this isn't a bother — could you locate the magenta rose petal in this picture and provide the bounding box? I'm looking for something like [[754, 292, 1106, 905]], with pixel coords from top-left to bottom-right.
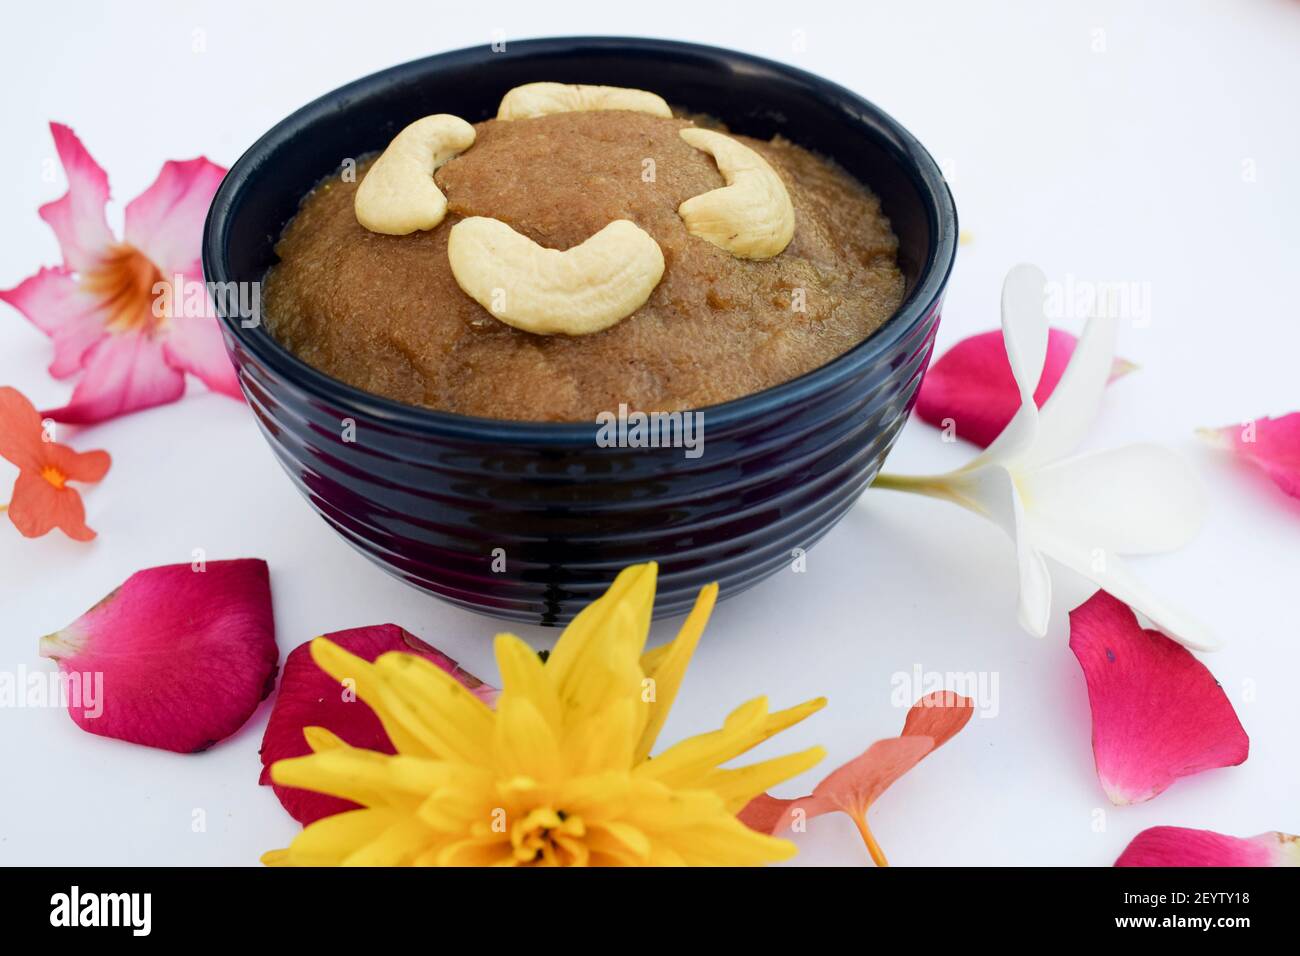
[[259, 624, 497, 825], [1068, 591, 1248, 805], [916, 327, 1134, 447], [1200, 413, 1300, 501], [38, 559, 277, 753], [1115, 826, 1300, 867]]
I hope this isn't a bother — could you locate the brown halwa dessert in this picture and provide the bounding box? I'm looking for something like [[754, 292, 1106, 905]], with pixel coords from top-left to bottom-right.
[[262, 110, 904, 421]]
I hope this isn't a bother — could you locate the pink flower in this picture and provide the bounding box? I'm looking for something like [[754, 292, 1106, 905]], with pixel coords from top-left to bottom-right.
[[1116, 827, 1299, 867], [916, 327, 1135, 447], [1199, 413, 1300, 502], [40, 560, 277, 752], [1069, 591, 1248, 805], [0, 123, 239, 424], [259, 624, 497, 825]]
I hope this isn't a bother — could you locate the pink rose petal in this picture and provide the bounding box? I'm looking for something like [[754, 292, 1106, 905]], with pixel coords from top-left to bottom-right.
[[1201, 414, 1300, 501], [0, 268, 104, 379], [39, 559, 277, 753], [1115, 826, 1300, 867], [1069, 591, 1249, 805], [38, 123, 114, 274], [916, 327, 1134, 447], [42, 330, 187, 424], [124, 158, 227, 278], [259, 624, 497, 825]]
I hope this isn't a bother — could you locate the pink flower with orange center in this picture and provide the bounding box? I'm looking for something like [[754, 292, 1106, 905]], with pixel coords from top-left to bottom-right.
[[0, 123, 239, 423]]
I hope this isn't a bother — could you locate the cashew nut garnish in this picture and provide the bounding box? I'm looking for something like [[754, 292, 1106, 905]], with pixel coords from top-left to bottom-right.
[[676, 128, 795, 260], [447, 217, 665, 336], [354, 114, 476, 235], [496, 82, 672, 121]]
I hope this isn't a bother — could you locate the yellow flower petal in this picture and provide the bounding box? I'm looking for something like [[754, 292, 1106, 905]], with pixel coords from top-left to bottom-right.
[[309, 638, 439, 757], [342, 817, 439, 866], [270, 808, 405, 866], [659, 816, 799, 866], [585, 820, 653, 864], [494, 633, 561, 732], [638, 696, 826, 789], [697, 745, 827, 812], [635, 582, 717, 762], [546, 564, 656, 722], [493, 694, 562, 781], [562, 697, 637, 776], [270, 748, 453, 810], [370, 650, 497, 763], [303, 725, 347, 752]]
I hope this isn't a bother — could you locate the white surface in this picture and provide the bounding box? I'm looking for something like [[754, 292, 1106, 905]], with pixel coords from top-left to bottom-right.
[[1, 0, 1297, 867]]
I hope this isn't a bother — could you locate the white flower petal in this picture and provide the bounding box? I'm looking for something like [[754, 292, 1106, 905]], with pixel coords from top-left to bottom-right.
[[967, 400, 1039, 468], [1021, 444, 1207, 555], [1015, 508, 1053, 637], [1000, 263, 1051, 409], [1033, 529, 1219, 651], [1024, 310, 1117, 467], [948, 465, 1052, 636]]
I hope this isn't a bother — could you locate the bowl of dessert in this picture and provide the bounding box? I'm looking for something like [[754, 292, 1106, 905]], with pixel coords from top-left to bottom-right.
[[202, 37, 957, 624]]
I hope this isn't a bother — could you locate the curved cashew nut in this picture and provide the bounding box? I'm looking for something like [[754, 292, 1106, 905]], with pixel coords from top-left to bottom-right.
[[447, 217, 665, 336], [497, 82, 671, 121], [354, 114, 476, 235], [676, 128, 795, 259]]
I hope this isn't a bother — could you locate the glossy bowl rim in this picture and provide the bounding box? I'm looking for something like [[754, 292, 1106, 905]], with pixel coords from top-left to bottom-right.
[[203, 35, 958, 445]]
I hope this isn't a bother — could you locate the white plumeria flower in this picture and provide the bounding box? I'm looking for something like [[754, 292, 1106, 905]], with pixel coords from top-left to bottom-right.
[[875, 264, 1214, 650]]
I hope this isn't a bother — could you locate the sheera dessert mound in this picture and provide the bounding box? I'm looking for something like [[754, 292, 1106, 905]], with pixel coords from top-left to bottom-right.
[[263, 94, 904, 421]]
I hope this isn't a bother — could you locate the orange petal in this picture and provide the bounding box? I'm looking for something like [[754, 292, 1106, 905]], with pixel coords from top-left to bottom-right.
[[7, 470, 94, 540], [811, 735, 936, 818], [0, 386, 47, 472], [44, 441, 111, 484], [901, 690, 975, 749], [742, 693, 976, 864]]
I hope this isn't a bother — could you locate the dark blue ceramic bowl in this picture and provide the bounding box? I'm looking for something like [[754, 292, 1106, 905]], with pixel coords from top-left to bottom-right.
[[202, 37, 957, 625]]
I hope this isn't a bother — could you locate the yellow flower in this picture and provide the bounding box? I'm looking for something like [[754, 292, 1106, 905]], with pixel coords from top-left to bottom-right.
[[262, 563, 825, 866]]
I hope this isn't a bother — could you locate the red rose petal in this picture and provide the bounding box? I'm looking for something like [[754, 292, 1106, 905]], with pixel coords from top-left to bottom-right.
[[916, 327, 1133, 447], [259, 624, 496, 825], [1115, 826, 1300, 867], [1069, 591, 1249, 805], [39, 559, 277, 753]]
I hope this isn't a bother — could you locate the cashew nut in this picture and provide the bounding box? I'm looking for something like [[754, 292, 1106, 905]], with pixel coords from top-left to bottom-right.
[[496, 82, 672, 121], [354, 114, 476, 235], [447, 217, 665, 336], [676, 128, 795, 259]]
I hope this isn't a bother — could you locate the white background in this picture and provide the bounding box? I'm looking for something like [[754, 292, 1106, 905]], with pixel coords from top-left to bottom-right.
[[1, 0, 1296, 867]]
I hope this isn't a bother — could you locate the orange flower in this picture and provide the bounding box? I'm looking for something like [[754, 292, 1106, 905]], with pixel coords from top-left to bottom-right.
[[0, 386, 110, 540]]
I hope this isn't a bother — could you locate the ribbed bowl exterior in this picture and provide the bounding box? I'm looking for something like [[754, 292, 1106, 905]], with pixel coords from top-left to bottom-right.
[[204, 38, 957, 625], [224, 301, 940, 624]]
